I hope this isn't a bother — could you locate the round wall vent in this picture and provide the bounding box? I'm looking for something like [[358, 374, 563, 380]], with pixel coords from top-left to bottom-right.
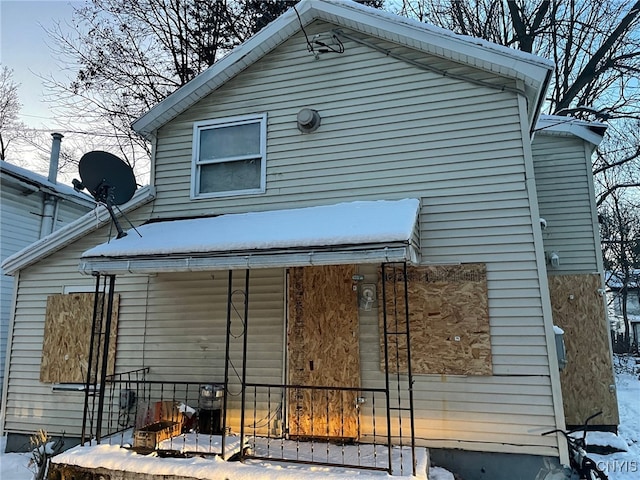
[[297, 108, 321, 133]]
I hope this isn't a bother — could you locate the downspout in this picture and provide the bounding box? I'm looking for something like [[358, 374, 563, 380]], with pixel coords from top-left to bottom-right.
[[39, 133, 63, 238]]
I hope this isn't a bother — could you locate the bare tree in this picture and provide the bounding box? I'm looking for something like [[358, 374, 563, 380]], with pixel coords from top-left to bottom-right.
[[45, 0, 283, 176], [0, 65, 23, 161], [600, 184, 640, 351], [594, 120, 640, 207], [44, 0, 383, 180]]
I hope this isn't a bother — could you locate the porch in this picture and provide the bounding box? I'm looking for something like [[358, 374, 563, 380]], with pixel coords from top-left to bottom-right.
[[50, 440, 429, 479], [63, 200, 427, 476], [81, 368, 415, 472], [69, 263, 420, 478]]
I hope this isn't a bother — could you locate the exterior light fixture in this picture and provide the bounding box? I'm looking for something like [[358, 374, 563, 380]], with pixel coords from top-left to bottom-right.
[[548, 251, 560, 268]]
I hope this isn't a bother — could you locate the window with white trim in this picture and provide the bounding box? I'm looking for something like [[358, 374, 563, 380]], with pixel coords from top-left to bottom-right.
[[191, 113, 267, 198]]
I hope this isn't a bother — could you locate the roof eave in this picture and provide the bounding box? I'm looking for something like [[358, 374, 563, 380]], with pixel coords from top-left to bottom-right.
[[132, 0, 313, 138], [132, 0, 553, 138], [1, 167, 96, 208], [1, 186, 156, 276], [535, 114, 607, 146]]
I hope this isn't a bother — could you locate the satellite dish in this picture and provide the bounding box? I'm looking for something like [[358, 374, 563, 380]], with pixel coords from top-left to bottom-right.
[[73, 151, 137, 239]]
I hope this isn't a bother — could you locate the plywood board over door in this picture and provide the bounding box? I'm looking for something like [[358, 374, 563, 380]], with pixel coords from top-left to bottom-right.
[[548, 274, 619, 427], [288, 265, 360, 440]]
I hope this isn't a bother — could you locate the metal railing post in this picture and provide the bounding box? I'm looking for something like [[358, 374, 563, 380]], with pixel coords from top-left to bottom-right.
[[81, 273, 102, 445], [239, 269, 250, 461], [95, 274, 117, 444]]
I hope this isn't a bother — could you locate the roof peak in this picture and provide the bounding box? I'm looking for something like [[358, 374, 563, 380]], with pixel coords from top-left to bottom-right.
[[133, 0, 552, 137]]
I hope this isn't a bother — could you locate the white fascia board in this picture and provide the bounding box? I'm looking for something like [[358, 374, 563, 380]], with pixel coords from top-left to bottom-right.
[[1, 186, 156, 276], [535, 114, 607, 146], [316, 0, 553, 84], [79, 244, 417, 275], [133, 0, 552, 138]]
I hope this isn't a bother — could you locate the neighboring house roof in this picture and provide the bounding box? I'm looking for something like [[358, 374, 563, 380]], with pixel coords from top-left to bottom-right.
[[79, 198, 421, 274], [1, 185, 156, 276], [535, 114, 607, 146], [1, 160, 95, 207], [132, 0, 553, 138]]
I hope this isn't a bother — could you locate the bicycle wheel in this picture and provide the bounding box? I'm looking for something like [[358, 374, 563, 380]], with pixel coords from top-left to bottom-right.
[[584, 469, 607, 480], [581, 458, 608, 480]]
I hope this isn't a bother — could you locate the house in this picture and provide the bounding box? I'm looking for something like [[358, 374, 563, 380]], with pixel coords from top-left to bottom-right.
[[0, 138, 94, 401], [531, 115, 618, 429], [607, 270, 640, 352], [0, 1, 617, 478]]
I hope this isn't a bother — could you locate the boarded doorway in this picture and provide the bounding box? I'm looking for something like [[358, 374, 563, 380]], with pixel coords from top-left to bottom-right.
[[287, 265, 360, 440], [548, 274, 619, 427]]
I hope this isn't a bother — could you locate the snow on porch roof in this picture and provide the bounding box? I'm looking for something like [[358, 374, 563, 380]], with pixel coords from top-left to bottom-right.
[[79, 198, 420, 275]]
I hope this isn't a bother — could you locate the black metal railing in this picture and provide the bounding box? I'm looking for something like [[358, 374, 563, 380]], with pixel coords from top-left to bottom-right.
[[85, 373, 394, 473], [242, 383, 391, 473], [86, 370, 229, 456]]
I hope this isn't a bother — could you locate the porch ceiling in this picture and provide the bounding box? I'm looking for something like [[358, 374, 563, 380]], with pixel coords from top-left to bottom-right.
[[79, 198, 421, 275]]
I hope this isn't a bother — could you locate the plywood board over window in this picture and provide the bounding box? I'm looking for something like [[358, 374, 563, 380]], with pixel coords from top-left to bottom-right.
[[379, 264, 492, 376], [40, 293, 120, 383]]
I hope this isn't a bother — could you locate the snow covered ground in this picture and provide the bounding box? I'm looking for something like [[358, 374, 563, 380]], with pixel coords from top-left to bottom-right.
[[588, 355, 640, 479], [2, 355, 638, 480]]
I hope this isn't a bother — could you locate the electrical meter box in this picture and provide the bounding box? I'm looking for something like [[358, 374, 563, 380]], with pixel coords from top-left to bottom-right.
[[554, 325, 567, 370]]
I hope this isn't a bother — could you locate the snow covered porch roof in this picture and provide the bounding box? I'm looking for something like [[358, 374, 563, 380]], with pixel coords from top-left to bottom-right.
[[79, 199, 421, 275]]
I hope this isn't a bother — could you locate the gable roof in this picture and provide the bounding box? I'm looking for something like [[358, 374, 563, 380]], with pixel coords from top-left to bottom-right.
[[1, 186, 156, 276], [133, 0, 553, 138], [1, 160, 95, 207]]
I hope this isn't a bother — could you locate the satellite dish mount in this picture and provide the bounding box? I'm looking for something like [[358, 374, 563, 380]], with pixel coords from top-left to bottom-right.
[[74, 151, 137, 239]]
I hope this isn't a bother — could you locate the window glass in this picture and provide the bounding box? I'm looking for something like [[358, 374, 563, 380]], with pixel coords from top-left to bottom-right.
[[192, 114, 266, 198], [199, 122, 261, 160], [199, 158, 261, 193]]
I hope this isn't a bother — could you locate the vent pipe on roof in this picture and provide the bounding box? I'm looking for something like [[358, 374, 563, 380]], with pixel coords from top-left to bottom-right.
[[41, 132, 64, 237], [48, 132, 63, 184]]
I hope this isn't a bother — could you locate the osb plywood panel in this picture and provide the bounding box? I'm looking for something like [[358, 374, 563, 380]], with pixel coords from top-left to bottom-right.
[[548, 274, 619, 426], [40, 293, 119, 383], [379, 264, 492, 375], [288, 265, 360, 439]]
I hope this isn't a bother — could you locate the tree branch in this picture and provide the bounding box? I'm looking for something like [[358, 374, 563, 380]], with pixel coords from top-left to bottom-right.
[[597, 182, 640, 207], [555, 0, 640, 112]]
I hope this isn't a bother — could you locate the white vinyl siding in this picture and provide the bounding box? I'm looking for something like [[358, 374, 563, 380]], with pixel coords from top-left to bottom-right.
[[531, 133, 600, 273], [1, 181, 91, 401], [140, 270, 285, 431], [0, 184, 43, 403], [150, 22, 523, 217], [54, 199, 94, 228], [2, 204, 153, 437], [146, 23, 556, 456]]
